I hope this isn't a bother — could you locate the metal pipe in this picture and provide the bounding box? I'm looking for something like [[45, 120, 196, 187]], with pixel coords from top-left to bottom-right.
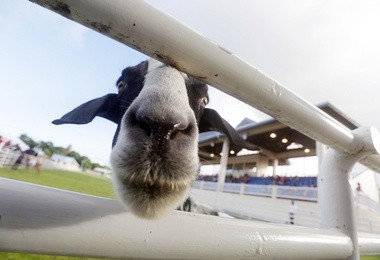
[[359, 232, 380, 256], [0, 178, 353, 259], [319, 126, 380, 259], [29, 0, 380, 172], [1, 212, 355, 259]]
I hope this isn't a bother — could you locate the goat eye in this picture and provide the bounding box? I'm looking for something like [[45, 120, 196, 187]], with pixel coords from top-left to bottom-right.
[[201, 97, 208, 107], [117, 81, 126, 92]]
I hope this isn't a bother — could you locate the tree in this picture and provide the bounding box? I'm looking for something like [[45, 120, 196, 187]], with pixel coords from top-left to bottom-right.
[[38, 141, 54, 157], [18, 134, 110, 170], [91, 162, 103, 170], [80, 156, 92, 169], [19, 134, 38, 149], [67, 151, 81, 164]]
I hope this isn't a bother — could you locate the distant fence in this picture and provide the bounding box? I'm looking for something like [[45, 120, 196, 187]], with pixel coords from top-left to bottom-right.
[[0, 147, 21, 168], [0, 147, 79, 172], [193, 181, 318, 201], [192, 181, 380, 214]]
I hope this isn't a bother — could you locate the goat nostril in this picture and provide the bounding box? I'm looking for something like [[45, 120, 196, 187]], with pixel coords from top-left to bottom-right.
[[168, 122, 188, 139], [152, 122, 185, 140], [132, 112, 190, 140], [135, 114, 155, 137]]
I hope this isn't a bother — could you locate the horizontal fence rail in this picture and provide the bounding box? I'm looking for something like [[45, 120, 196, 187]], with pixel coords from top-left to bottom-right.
[[30, 0, 380, 172], [0, 178, 357, 259]]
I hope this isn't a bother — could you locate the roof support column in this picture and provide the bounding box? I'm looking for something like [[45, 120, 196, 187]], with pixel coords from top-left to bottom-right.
[[217, 139, 229, 192], [257, 155, 269, 177], [273, 159, 279, 176]]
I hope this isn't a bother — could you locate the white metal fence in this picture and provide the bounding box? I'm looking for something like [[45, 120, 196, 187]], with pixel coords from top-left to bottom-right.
[[190, 183, 380, 234], [193, 180, 318, 201], [0, 147, 21, 168], [193, 180, 380, 214], [2, 0, 379, 258]]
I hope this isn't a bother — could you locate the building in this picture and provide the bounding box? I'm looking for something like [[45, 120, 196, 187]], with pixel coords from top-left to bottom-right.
[[45, 153, 81, 172], [197, 102, 379, 202]]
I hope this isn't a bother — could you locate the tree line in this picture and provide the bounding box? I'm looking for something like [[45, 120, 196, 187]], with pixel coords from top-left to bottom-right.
[[19, 134, 108, 170]]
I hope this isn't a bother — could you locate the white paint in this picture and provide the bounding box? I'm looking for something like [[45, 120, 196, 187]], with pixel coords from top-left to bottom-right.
[[0, 177, 354, 259], [319, 126, 380, 259]]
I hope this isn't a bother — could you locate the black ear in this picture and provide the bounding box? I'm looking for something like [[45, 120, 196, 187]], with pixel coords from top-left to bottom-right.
[[52, 94, 120, 125], [199, 108, 259, 151]]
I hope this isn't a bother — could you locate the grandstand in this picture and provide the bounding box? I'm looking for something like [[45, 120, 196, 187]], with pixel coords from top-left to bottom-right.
[[193, 102, 380, 231]]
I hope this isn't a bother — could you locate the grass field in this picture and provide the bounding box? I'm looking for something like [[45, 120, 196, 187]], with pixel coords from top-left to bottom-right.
[[0, 252, 109, 260], [0, 167, 115, 199], [0, 167, 115, 259]]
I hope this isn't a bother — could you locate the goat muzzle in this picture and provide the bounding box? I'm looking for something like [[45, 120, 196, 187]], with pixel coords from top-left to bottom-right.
[[132, 110, 193, 141]]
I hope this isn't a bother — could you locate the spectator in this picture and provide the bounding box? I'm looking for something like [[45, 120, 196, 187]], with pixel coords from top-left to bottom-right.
[[356, 182, 362, 193], [35, 159, 42, 175], [355, 182, 363, 205], [11, 144, 21, 151], [4, 140, 11, 148], [279, 176, 286, 185], [11, 151, 25, 170], [242, 173, 250, 184], [25, 155, 31, 171], [288, 200, 298, 225]]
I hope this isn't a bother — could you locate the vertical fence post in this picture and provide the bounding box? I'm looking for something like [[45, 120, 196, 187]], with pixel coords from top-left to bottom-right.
[[239, 183, 245, 195], [272, 184, 277, 199], [319, 126, 380, 259], [217, 139, 229, 192]]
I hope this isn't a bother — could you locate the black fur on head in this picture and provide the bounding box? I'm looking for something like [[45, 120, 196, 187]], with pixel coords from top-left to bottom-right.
[[53, 58, 258, 219]]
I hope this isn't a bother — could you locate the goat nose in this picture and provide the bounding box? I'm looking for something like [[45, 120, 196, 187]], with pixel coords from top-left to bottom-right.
[[135, 112, 191, 140]]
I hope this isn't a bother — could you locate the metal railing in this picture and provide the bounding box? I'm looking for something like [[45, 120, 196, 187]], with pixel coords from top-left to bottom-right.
[[4, 0, 378, 258], [0, 177, 358, 259], [191, 182, 380, 233], [0, 147, 21, 168], [193, 181, 318, 201]]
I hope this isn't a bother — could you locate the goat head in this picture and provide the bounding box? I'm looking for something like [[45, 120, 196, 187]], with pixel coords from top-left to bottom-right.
[[53, 59, 258, 219]]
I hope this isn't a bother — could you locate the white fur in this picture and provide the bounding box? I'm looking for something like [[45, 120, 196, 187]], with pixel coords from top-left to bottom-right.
[[110, 60, 199, 219]]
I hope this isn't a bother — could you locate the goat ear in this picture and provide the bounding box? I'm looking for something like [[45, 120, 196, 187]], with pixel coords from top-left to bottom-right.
[[199, 108, 259, 151], [52, 94, 120, 125]]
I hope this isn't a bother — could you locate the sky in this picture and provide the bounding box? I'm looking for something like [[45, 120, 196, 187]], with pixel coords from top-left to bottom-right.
[[1, 0, 379, 166]]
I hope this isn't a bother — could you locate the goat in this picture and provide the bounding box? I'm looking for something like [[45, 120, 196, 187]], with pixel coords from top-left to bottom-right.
[[53, 59, 258, 219]]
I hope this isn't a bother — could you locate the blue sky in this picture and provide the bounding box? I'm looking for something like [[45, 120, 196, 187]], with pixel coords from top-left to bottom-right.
[[1, 0, 380, 165], [0, 1, 147, 164]]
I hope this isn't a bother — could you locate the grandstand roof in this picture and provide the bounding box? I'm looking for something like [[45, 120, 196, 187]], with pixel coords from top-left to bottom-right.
[[198, 102, 359, 165]]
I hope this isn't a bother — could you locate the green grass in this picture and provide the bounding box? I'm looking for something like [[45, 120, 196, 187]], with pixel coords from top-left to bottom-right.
[[0, 167, 115, 259], [0, 252, 110, 260], [0, 167, 115, 199]]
